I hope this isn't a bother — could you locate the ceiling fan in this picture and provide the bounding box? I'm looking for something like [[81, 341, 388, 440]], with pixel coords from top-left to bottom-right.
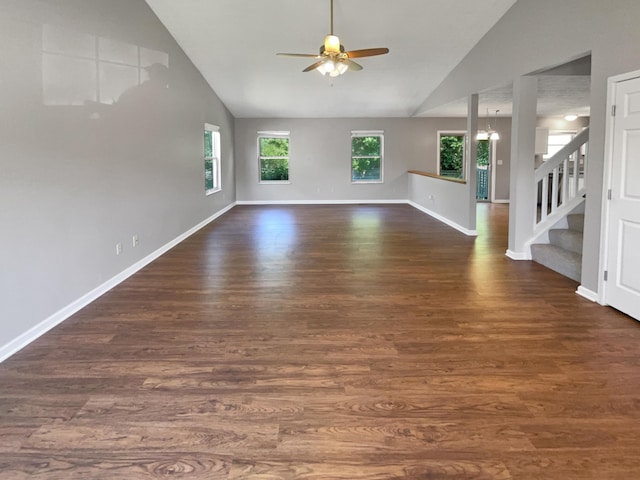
[[276, 0, 389, 77]]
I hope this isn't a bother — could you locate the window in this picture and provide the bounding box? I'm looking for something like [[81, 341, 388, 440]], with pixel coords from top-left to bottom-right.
[[258, 132, 290, 183], [204, 124, 221, 194], [351, 131, 383, 183], [438, 131, 466, 180], [544, 132, 575, 160]]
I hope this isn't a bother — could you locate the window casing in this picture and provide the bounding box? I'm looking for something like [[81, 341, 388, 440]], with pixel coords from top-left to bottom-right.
[[258, 131, 290, 183], [204, 124, 221, 194], [351, 131, 384, 183], [437, 130, 466, 180], [544, 131, 575, 160]]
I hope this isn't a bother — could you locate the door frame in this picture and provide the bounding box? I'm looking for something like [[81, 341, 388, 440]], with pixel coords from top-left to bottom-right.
[[598, 68, 640, 305], [475, 138, 496, 203], [489, 139, 498, 203]]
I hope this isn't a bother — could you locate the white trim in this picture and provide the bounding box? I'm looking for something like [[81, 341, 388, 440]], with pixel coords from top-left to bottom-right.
[[204, 127, 221, 195], [351, 130, 384, 137], [505, 249, 531, 260], [492, 199, 510, 204], [407, 200, 477, 236], [350, 180, 384, 185], [576, 285, 599, 303], [0, 203, 237, 363], [236, 199, 406, 206], [490, 140, 498, 203], [257, 130, 289, 137]]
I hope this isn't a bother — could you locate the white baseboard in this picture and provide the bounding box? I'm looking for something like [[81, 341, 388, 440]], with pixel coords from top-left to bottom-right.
[[0, 203, 236, 363], [576, 285, 598, 302], [505, 249, 531, 260], [407, 201, 478, 236], [236, 199, 407, 205], [491, 199, 510, 204]]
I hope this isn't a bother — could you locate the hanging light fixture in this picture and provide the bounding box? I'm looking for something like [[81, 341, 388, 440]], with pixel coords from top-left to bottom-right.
[[490, 109, 500, 140], [477, 109, 500, 141]]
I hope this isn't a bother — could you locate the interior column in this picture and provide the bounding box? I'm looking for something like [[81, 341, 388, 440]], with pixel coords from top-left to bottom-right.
[[507, 75, 538, 259]]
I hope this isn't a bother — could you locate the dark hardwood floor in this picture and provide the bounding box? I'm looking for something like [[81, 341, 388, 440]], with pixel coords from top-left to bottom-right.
[[1, 204, 640, 479]]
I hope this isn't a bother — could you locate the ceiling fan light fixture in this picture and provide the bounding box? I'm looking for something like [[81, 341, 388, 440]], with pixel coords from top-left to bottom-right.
[[490, 131, 500, 140], [277, 0, 389, 75], [324, 34, 341, 54], [317, 59, 335, 75], [317, 59, 349, 77], [476, 131, 489, 141]]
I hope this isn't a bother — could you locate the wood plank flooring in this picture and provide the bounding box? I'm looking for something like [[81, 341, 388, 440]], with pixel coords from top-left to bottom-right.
[[1, 204, 640, 479]]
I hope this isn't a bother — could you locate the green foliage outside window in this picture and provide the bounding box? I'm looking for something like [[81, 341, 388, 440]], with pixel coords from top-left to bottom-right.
[[439, 134, 464, 179], [204, 131, 213, 157], [477, 139, 490, 167], [352, 135, 382, 182], [259, 137, 289, 181], [205, 158, 214, 191]]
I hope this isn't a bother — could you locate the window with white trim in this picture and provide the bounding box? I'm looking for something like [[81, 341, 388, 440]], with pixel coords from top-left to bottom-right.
[[543, 131, 575, 160], [351, 131, 383, 183], [258, 131, 290, 183], [437, 130, 466, 180], [204, 124, 221, 194]]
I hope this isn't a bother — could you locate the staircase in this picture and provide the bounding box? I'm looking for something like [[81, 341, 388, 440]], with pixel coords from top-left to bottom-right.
[[524, 127, 589, 282], [531, 214, 583, 282]]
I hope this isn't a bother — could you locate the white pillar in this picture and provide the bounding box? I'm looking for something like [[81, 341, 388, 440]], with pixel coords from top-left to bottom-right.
[[507, 76, 538, 259], [466, 94, 479, 233]]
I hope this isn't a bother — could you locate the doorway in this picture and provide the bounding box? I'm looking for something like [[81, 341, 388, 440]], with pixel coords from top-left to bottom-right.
[[476, 139, 494, 202], [601, 70, 640, 321]]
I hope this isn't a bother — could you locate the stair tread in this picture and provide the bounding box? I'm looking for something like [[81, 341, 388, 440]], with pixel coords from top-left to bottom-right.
[[531, 244, 581, 282]]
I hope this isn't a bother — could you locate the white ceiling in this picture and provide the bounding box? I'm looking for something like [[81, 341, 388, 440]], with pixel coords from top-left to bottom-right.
[[145, 0, 519, 118], [425, 75, 592, 118]]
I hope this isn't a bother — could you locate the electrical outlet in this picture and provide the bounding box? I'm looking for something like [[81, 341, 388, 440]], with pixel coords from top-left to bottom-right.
[[132, 234, 139, 247], [115, 242, 122, 255]]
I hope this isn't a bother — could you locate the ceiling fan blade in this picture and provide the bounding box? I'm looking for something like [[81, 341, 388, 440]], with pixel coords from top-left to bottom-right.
[[346, 47, 389, 59], [344, 59, 363, 71], [277, 53, 321, 58], [303, 60, 327, 73]]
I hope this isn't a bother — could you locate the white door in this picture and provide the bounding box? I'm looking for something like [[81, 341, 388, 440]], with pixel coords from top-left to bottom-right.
[[605, 75, 640, 321]]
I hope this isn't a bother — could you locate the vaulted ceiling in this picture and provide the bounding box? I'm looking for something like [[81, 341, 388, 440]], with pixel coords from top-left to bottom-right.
[[145, 0, 590, 119]]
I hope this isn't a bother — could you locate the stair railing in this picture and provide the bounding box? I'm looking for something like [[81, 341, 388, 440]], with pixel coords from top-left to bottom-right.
[[534, 127, 589, 234]]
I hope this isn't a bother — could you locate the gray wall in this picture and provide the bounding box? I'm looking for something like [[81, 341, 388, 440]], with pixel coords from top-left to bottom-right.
[[418, 0, 640, 292], [0, 0, 235, 351], [408, 174, 473, 231], [235, 117, 468, 202]]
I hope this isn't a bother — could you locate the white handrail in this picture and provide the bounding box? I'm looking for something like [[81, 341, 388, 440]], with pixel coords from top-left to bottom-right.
[[535, 127, 589, 181], [534, 127, 589, 232]]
